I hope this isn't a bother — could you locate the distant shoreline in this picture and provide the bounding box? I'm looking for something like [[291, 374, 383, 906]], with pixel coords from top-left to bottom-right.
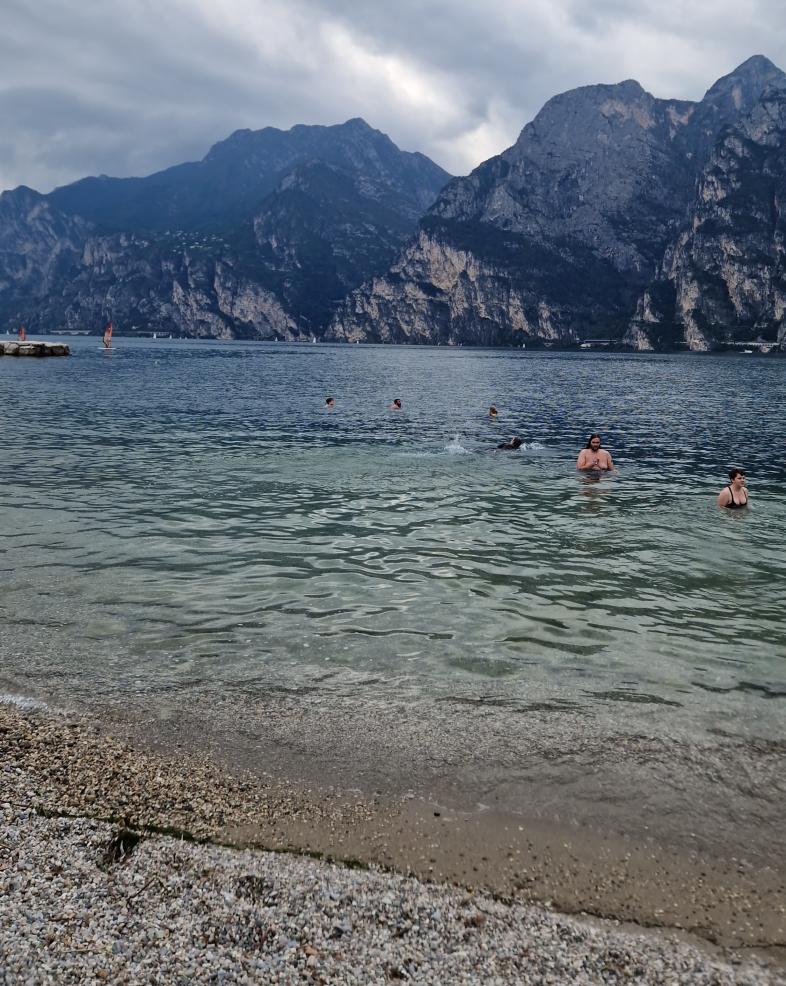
[[7, 331, 785, 355]]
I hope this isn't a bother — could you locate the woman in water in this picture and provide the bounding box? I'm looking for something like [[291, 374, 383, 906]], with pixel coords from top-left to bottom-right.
[[717, 468, 749, 509]]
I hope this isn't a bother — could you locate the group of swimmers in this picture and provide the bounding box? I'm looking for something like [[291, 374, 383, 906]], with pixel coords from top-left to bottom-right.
[[324, 397, 749, 509], [325, 396, 401, 411]]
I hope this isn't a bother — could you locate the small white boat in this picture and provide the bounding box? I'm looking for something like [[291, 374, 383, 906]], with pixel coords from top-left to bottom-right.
[[742, 349, 753, 354]]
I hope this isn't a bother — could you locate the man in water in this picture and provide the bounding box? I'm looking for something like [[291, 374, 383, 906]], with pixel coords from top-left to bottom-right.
[[717, 468, 749, 509], [489, 405, 498, 418], [497, 436, 523, 450], [576, 434, 616, 472], [390, 398, 402, 410], [325, 397, 335, 409]]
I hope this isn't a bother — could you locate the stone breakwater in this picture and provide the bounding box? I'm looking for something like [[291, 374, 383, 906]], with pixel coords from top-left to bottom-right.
[[1, 701, 784, 984], [0, 341, 70, 356]]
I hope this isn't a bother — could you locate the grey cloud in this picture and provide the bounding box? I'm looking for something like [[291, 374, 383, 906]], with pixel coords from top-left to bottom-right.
[[1, 0, 785, 193]]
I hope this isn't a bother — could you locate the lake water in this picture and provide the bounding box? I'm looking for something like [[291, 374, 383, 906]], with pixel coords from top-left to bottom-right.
[[1, 337, 785, 857]]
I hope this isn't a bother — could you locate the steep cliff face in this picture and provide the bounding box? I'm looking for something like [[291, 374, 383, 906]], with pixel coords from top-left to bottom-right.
[[0, 188, 87, 325], [626, 78, 786, 351], [71, 237, 296, 339], [5, 62, 786, 347], [0, 120, 450, 337], [330, 80, 697, 344], [331, 56, 786, 349]]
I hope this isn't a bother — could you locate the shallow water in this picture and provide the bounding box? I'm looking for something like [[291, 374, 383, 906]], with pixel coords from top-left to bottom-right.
[[1, 337, 785, 851]]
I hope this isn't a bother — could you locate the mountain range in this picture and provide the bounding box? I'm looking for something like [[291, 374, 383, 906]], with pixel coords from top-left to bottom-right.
[[0, 120, 450, 340], [2, 55, 785, 350]]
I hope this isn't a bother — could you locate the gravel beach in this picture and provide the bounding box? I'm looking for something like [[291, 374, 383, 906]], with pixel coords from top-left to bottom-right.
[[1, 700, 784, 984], [3, 809, 782, 986]]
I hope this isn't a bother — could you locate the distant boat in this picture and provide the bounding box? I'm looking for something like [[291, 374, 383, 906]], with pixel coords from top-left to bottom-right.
[[743, 348, 753, 354]]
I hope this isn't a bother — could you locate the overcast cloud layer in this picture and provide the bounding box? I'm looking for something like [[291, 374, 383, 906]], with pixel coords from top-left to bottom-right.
[[2, 0, 786, 193]]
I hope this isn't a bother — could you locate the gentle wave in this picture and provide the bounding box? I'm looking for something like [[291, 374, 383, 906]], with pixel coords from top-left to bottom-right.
[[1, 338, 785, 731]]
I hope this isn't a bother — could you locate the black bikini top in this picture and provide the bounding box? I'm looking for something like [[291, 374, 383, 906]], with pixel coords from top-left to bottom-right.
[[725, 485, 747, 509]]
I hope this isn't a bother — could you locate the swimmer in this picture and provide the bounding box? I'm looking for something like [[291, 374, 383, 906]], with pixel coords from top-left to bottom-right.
[[497, 436, 523, 450], [576, 434, 616, 472], [390, 398, 402, 410], [717, 468, 749, 509], [325, 397, 335, 409], [489, 405, 498, 418]]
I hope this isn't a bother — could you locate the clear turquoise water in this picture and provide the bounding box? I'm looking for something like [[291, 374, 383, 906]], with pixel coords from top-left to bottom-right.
[[1, 337, 785, 850]]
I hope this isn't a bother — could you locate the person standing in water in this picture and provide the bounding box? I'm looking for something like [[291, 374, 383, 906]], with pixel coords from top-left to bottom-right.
[[576, 434, 616, 472], [102, 321, 113, 349], [717, 468, 749, 509]]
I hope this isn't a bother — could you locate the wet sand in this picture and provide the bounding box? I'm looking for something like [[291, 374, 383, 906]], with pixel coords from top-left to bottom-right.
[[1, 699, 784, 963]]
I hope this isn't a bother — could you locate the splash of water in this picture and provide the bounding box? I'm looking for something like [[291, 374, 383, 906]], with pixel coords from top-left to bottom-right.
[[444, 434, 469, 455]]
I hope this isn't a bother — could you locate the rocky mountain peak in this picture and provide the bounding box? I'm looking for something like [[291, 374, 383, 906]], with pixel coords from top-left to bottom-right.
[[46, 119, 450, 234], [2, 117, 450, 340], [0, 185, 44, 215], [680, 54, 786, 165], [512, 77, 653, 150], [702, 54, 784, 105], [332, 55, 786, 351]]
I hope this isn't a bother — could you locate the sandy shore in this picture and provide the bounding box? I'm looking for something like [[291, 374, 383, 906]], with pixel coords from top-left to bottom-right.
[[1, 699, 784, 984]]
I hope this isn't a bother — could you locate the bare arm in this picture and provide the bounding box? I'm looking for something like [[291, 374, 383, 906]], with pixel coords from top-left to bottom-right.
[[576, 450, 588, 469], [717, 488, 731, 507]]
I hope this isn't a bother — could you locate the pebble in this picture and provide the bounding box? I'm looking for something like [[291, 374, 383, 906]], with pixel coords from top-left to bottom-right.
[[0, 806, 781, 985], [0, 703, 782, 984]]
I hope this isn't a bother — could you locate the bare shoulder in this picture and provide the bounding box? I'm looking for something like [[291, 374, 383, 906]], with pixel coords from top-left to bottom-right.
[[717, 488, 731, 505]]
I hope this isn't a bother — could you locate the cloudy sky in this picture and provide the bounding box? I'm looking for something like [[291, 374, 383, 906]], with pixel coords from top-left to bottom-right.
[[2, 0, 785, 193]]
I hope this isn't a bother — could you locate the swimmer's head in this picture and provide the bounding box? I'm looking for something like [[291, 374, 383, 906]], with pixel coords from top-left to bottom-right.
[[489, 405, 498, 417], [510, 436, 523, 448], [325, 397, 335, 407], [391, 398, 402, 409], [586, 433, 602, 450]]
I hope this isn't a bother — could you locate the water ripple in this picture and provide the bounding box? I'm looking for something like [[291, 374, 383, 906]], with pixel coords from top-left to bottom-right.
[[1, 338, 784, 743]]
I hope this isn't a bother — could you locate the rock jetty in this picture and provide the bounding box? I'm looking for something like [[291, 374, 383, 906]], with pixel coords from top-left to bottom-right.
[[0, 340, 70, 356]]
